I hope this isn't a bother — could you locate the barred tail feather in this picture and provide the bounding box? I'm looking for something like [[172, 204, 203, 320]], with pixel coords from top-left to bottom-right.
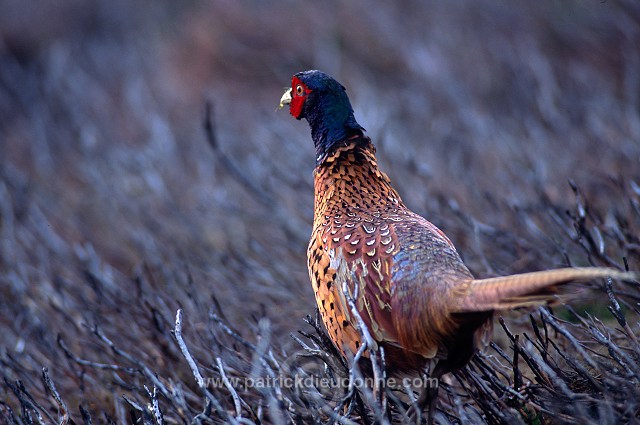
[[454, 267, 638, 312]]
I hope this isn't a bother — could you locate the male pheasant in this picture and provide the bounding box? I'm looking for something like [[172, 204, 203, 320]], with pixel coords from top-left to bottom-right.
[[279, 70, 636, 394]]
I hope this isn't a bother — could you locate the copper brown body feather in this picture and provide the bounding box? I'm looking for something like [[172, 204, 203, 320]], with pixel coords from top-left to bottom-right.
[[307, 136, 636, 375], [308, 137, 485, 372]]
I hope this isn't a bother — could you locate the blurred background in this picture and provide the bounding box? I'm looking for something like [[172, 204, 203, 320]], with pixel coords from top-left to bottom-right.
[[1, 0, 639, 422]]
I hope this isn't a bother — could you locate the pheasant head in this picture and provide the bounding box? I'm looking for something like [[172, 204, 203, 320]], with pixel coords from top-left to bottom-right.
[[280, 70, 365, 164]]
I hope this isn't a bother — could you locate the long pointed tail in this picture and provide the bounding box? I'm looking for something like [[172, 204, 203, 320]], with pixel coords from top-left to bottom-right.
[[454, 268, 638, 312]]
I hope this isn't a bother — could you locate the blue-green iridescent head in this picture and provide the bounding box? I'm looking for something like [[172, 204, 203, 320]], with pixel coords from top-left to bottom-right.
[[280, 70, 365, 164]]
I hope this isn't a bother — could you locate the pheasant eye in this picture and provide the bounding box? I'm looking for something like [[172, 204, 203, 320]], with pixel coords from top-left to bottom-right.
[[296, 84, 304, 95]]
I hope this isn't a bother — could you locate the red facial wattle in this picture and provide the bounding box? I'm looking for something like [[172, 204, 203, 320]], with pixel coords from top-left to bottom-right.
[[289, 76, 310, 119]]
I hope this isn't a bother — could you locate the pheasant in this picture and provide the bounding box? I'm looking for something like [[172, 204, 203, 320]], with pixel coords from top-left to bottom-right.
[[279, 70, 636, 413]]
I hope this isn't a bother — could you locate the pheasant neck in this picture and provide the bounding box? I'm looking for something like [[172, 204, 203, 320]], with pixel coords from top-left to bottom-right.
[[313, 138, 404, 216], [307, 105, 364, 165]]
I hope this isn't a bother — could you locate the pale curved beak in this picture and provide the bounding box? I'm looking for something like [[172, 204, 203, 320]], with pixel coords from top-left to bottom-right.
[[279, 88, 292, 109]]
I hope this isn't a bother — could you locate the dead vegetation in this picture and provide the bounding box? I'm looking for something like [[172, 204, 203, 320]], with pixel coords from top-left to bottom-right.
[[1, 1, 640, 423]]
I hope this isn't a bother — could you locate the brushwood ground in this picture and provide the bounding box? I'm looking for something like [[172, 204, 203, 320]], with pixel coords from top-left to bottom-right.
[[1, 1, 639, 424]]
